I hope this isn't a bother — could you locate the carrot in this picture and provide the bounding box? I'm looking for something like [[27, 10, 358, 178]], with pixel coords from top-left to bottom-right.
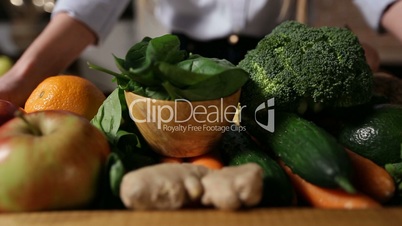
[[187, 150, 224, 170], [345, 148, 396, 203], [279, 161, 381, 209], [160, 156, 183, 164]]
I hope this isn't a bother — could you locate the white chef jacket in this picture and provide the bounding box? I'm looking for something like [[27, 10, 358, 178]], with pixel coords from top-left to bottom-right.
[[52, 0, 295, 43], [52, 0, 396, 43], [353, 0, 396, 32]]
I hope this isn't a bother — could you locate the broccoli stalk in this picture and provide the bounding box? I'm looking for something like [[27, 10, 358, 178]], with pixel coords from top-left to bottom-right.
[[238, 21, 373, 116]]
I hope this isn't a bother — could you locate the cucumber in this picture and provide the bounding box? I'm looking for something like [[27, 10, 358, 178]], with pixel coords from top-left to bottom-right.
[[242, 112, 355, 193], [220, 126, 295, 206]]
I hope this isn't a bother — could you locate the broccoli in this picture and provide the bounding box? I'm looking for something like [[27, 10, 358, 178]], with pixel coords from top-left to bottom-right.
[[238, 21, 373, 115]]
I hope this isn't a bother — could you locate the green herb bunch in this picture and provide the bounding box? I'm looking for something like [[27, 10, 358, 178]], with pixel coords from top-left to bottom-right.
[[89, 34, 249, 101]]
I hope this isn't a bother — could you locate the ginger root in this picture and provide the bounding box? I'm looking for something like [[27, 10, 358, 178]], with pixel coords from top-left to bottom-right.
[[201, 163, 263, 210], [120, 163, 210, 210], [120, 163, 263, 210]]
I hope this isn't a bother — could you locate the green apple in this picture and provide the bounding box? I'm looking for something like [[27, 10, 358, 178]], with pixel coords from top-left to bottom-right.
[[0, 55, 13, 76], [0, 110, 110, 212]]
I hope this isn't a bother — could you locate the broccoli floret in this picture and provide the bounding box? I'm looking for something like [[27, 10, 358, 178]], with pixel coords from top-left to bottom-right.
[[238, 21, 373, 115]]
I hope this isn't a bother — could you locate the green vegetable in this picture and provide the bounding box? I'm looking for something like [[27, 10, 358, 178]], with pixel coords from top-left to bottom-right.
[[220, 127, 295, 206], [238, 20, 373, 115], [90, 88, 159, 209], [338, 104, 402, 166], [89, 34, 249, 101], [385, 145, 402, 205], [242, 113, 356, 193]]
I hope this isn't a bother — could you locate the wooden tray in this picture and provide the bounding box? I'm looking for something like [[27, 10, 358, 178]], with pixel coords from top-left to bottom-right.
[[1, 208, 402, 226]]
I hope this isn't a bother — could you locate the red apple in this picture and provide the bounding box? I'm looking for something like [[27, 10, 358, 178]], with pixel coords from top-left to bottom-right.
[[0, 99, 20, 126], [0, 110, 110, 212]]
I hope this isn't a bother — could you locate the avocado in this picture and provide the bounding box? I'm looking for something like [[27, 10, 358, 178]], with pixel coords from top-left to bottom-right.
[[338, 104, 402, 166]]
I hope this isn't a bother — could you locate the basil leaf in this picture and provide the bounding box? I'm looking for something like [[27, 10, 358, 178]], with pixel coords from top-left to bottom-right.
[[113, 55, 128, 74], [158, 57, 249, 100], [126, 67, 160, 86], [91, 87, 159, 209], [143, 86, 171, 100], [158, 55, 244, 87], [88, 61, 129, 84], [124, 36, 152, 70], [96, 151, 125, 209], [121, 35, 186, 87], [157, 61, 209, 88], [128, 81, 171, 100], [178, 55, 237, 75], [108, 152, 125, 196], [122, 37, 159, 86], [90, 34, 249, 101], [90, 89, 123, 139], [115, 130, 141, 149], [176, 68, 247, 101], [146, 34, 187, 64]]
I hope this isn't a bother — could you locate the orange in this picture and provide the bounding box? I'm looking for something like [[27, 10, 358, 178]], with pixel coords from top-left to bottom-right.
[[24, 75, 106, 120], [187, 151, 224, 170]]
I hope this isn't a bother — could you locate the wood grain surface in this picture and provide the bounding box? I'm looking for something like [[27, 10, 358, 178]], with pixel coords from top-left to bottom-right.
[[1, 208, 402, 226]]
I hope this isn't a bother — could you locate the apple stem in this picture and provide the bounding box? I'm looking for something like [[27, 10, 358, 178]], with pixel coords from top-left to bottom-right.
[[14, 110, 42, 136]]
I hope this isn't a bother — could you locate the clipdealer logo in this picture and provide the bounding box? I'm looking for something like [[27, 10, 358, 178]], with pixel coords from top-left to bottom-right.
[[254, 98, 275, 132], [128, 98, 246, 133], [128, 97, 275, 133]]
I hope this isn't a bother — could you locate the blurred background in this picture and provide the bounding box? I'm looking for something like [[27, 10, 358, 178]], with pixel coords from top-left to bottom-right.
[[0, 0, 402, 93]]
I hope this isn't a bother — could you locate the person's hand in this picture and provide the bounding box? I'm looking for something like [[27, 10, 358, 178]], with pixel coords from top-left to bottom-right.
[[0, 69, 40, 107], [381, 1, 402, 46], [0, 13, 97, 108]]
